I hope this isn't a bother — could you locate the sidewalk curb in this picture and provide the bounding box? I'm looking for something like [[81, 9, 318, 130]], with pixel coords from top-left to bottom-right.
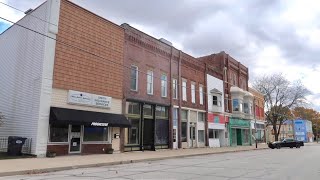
[[0, 147, 268, 177]]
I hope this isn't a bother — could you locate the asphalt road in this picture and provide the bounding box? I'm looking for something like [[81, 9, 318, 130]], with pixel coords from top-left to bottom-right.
[[2, 143, 320, 180]]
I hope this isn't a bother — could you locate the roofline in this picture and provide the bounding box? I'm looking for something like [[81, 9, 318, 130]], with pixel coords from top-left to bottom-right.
[[0, 1, 46, 35]]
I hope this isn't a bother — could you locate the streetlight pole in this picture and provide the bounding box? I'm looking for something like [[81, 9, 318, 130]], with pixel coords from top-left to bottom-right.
[[253, 97, 257, 148]]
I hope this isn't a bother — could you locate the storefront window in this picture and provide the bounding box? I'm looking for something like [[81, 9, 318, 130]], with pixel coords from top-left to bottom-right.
[[156, 106, 168, 119], [49, 124, 68, 142], [127, 102, 140, 115], [243, 129, 249, 144], [181, 122, 187, 142], [143, 104, 153, 118], [198, 130, 205, 143], [181, 110, 188, 120], [128, 118, 140, 145], [233, 99, 239, 111], [83, 126, 109, 142]]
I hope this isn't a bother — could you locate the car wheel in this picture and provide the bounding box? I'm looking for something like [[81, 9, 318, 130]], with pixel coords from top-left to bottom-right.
[[271, 147, 274, 149], [290, 146, 293, 148], [296, 144, 300, 148], [277, 145, 281, 149]]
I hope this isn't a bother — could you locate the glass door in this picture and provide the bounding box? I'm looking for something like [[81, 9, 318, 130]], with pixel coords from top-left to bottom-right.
[[69, 125, 82, 153]]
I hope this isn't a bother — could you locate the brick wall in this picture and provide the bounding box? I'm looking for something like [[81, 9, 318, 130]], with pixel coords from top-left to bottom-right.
[[180, 52, 206, 110], [47, 145, 69, 156], [122, 24, 176, 105], [53, 0, 124, 99]]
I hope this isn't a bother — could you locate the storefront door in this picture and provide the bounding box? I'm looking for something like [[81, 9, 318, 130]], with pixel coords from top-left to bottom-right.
[[69, 125, 82, 153], [143, 119, 155, 150], [190, 124, 196, 147], [236, 129, 242, 145]]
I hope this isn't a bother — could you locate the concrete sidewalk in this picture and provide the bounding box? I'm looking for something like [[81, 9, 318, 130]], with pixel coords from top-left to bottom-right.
[[0, 144, 268, 177]]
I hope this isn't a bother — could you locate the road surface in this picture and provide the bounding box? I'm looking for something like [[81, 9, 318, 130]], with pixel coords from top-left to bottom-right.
[[2, 144, 320, 180]]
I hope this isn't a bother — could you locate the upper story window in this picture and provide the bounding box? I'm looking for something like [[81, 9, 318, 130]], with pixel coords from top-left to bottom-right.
[[172, 79, 178, 99], [232, 99, 239, 112], [191, 82, 196, 103], [161, 74, 167, 97], [198, 112, 205, 122], [211, 89, 222, 107], [243, 103, 249, 114], [182, 80, 187, 101], [199, 85, 204, 105], [130, 65, 138, 91], [147, 70, 153, 95]]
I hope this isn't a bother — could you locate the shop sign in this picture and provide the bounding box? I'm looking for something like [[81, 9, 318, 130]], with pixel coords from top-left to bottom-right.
[[91, 122, 109, 127], [68, 90, 112, 108], [229, 118, 250, 127]]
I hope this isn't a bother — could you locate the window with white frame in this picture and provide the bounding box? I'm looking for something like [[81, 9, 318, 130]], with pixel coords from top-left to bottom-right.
[[199, 85, 203, 105], [161, 74, 167, 97], [173, 79, 178, 99], [191, 82, 195, 103], [198, 112, 205, 122], [182, 80, 187, 101], [130, 65, 138, 91], [233, 99, 239, 111], [198, 130, 205, 143], [147, 70, 153, 95]]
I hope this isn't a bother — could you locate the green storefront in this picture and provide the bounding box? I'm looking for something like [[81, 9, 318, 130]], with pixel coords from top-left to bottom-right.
[[228, 118, 251, 146]]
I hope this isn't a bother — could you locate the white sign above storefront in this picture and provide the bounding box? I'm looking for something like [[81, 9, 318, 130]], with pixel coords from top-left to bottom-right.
[[208, 123, 225, 130], [68, 90, 112, 108]]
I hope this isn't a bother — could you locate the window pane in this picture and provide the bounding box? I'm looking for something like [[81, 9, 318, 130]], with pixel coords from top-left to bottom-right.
[[83, 126, 108, 142], [209, 129, 214, 138], [147, 71, 153, 94], [181, 110, 188, 121], [181, 122, 187, 142], [233, 99, 239, 111], [198, 112, 204, 122], [173, 108, 178, 127], [128, 102, 140, 115], [130, 66, 137, 90], [198, 130, 205, 143], [214, 131, 219, 138], [244, 103, 249, 114], [182, 81, 187, 101], [191, 83, 195, 103], [128, 118, 140, 144], [143, 104, 153, 117], [213, 96, 218, 105], [199, 86, 203, 105], [50, 124, 68, 142], [161, 74, 167, 97], [173, 79, 178, 99]]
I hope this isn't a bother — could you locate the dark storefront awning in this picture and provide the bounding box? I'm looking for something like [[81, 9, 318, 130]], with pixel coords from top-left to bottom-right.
[[50, 107, 131, 127]]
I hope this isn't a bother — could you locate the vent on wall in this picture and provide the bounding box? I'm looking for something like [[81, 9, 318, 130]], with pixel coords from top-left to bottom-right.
[[159, 38, 172, 46]]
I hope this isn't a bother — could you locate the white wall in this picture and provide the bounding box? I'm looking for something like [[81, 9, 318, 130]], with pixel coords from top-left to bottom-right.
[[207, 74, 224, 113], [0, 0, 60, 156]]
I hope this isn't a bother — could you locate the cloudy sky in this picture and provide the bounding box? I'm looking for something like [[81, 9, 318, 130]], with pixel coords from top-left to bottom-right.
[[0, 0, 320, 110]]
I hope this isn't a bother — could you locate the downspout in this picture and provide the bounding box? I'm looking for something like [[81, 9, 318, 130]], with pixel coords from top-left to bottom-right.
[[178, 50, 182, 148], [204, 63, 209, 146], [169, 46, 173, 149]]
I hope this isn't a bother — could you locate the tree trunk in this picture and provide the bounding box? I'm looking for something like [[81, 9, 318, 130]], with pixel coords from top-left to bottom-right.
[[273, 125, 279, 141]]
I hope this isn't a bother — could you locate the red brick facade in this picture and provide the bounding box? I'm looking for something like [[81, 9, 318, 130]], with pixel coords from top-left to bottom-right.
[[53, 0, 124, 99], [198, 51, 249, 113], [47, 144, 112, 156]]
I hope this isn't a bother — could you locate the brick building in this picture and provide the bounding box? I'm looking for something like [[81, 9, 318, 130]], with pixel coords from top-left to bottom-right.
[[249, 87, 266, 142], [0, 0, 130, 156], [199, 51, 253, 146]]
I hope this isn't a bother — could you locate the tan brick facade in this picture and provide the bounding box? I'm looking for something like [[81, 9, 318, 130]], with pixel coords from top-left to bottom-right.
[[249, 87, 265, 121], [53, 0, 124, 99]]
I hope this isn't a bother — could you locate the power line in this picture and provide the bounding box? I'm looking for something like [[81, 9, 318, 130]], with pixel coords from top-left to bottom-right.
[[0, 1, 249, 93], [0, 15, 258, 102]]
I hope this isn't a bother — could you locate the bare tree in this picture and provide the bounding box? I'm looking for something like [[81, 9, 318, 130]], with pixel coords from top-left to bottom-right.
[[253, 73, 310, 141]]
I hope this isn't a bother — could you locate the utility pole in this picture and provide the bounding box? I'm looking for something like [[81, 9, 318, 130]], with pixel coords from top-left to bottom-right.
[[253, 97, 257, 148]]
